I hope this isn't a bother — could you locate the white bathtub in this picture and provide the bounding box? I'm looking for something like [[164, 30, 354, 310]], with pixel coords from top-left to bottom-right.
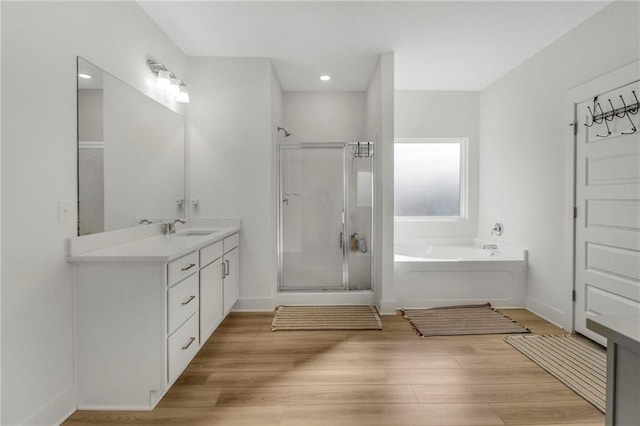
[[394, 238, 527, 308]]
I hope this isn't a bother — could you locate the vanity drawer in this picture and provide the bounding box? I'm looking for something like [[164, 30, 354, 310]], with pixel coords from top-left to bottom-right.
[[223, 233, 239, 254], [200, 241, 223, 268], [168, 273, 199, 335], [168, 312, 199, 383], [168, 251, 199, 287]]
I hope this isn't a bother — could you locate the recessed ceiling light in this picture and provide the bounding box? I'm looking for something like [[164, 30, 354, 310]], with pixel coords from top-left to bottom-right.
[[78, 73, 92, 79], [320, 75, 331, 81]]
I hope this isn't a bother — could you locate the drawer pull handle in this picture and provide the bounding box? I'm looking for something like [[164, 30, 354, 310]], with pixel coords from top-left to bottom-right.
[[225, 260, 230, 276], [181, 263, 196, 271], [181, 295, 196, 305], [182, 337, 196, 350]]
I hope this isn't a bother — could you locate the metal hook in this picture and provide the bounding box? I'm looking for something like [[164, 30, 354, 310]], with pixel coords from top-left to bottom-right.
[[585, 106, 596, 127], [617, 95, 629, 118], [630, 91, 639, 115], [593, 102, 610, 137], [596, 115, 611, 138], [594, 102, 606, 124], [605, 99, 615, 122], [621, 112, 637, 135]]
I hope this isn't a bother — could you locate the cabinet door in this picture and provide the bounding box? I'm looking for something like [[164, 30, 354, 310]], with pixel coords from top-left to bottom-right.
[[200, 258, 224, 343], [223, 247, 239, 315]]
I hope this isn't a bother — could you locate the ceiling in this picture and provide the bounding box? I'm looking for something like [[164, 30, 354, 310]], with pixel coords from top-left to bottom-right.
[[138, 1, 610, 91]]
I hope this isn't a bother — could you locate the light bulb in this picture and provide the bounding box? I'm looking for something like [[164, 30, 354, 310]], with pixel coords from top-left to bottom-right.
[[176, 85, 190, 103], [156, 69, 171, 89], [168, 77, 180, 96]]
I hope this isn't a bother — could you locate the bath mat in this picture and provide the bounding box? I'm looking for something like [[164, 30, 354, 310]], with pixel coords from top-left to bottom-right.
[[505, 334, 606, 413], [271, 305, 382, 331], [400, 303, 530, 337]]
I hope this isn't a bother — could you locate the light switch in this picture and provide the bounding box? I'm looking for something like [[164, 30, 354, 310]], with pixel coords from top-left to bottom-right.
[[58, 200, 73, 224]]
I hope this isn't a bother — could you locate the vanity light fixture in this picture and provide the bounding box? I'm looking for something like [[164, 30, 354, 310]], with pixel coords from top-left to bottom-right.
[[168, 76, 180, 96], [320, 75, 331, 81], [78, 73, 92, 79], [148, 60, 189, 103], [176, 83, 190, 104], [156, 69, 171, 89]]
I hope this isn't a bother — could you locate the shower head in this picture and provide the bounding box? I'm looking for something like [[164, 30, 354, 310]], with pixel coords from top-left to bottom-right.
[[277, 126, 292, 137]]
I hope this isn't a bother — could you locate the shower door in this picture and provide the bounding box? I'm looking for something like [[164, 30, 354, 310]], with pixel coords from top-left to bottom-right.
[[278, 143, 373, 292], [279, 145, 346, 290]]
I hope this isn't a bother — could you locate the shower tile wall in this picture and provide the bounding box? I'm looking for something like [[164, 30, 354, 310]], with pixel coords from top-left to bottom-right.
[[347, 156, 373, 290]]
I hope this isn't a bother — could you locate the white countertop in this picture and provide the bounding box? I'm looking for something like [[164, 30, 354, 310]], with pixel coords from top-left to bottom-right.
[[67, 226, 240, 262], [587, 315, 640, 354]]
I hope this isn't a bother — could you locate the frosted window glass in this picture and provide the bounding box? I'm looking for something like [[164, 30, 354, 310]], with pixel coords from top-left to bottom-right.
[[394, 143, 462, 217]]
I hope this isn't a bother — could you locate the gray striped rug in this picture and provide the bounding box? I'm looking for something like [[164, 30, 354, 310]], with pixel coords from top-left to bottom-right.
[[505, 334, 606, 413], [271, 305, 383, 331], [400, 303, 530, 337]]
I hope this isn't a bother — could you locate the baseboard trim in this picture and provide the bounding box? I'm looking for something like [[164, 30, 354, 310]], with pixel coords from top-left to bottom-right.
[[76, 404, 153, 411], [526, 296, 566, 330], [233, 297, 276, 311], [378, 299, 397, 315], [276, 292, 377, 306], [21, 386, 76, 426]]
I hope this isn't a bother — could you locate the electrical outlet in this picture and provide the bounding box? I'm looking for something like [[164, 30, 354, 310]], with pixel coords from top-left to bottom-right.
[[58, 200, 73, 224]]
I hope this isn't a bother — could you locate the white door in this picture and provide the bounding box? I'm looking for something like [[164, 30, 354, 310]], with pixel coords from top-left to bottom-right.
[[574, 77, 640, 345]]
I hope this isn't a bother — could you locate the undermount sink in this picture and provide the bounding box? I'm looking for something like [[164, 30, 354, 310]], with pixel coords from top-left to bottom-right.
[[173, 230, 217, 237]]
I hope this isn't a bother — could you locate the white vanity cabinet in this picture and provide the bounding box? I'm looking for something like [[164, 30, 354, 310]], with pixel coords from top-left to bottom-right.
[[222, 233, 240, 314], [71, 228, 240, 410], [199, 241, 224, 343]]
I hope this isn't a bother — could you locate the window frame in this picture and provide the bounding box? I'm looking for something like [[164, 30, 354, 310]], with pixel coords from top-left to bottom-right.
[[394, 137, 469, 222]]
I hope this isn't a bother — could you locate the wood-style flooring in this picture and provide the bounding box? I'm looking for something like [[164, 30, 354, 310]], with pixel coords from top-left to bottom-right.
[[65, 310, 605, 425]]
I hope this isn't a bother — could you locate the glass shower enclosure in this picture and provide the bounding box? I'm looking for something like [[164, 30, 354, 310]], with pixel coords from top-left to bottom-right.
[[277, 143, 373, 292]]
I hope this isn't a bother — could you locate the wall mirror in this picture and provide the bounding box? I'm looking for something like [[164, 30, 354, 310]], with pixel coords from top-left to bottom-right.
[[77, 57, 185, 236]]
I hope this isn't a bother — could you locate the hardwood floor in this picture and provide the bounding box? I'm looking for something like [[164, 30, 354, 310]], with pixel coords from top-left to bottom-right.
[[65, 309, 605, 425]]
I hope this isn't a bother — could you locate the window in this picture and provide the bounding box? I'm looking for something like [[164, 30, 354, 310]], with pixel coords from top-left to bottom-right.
[[394, 138, 467, 220]]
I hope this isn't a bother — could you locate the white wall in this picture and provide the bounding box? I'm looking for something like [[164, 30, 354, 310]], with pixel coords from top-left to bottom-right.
[[479, 1, 640, 329], [366, 53, 395, 312], [282, 91, 366, 142], [270, 62, 284, 296], [1, 2, 186, 424], [0, 1, 3, 420], [187, 57, 276, 310], [395, 91, 480, 238]]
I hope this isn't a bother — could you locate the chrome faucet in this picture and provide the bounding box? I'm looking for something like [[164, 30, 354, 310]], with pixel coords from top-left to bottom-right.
[[162, 219, 186, 235], [138, 219, 152, 225], [482, 244, 498, 250], [168, 219, 186, 234]]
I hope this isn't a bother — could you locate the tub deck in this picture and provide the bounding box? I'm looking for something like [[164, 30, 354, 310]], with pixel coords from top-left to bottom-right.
[[394, 239, 528, 309]]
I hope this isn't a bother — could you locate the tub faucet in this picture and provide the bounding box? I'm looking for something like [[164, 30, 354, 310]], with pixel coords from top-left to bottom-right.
[[482, 244, 498, 250]]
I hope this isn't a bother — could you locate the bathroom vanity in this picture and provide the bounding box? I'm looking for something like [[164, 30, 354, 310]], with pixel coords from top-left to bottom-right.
[[68, 224, 240, 410], [587, 315, 640, 426]]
